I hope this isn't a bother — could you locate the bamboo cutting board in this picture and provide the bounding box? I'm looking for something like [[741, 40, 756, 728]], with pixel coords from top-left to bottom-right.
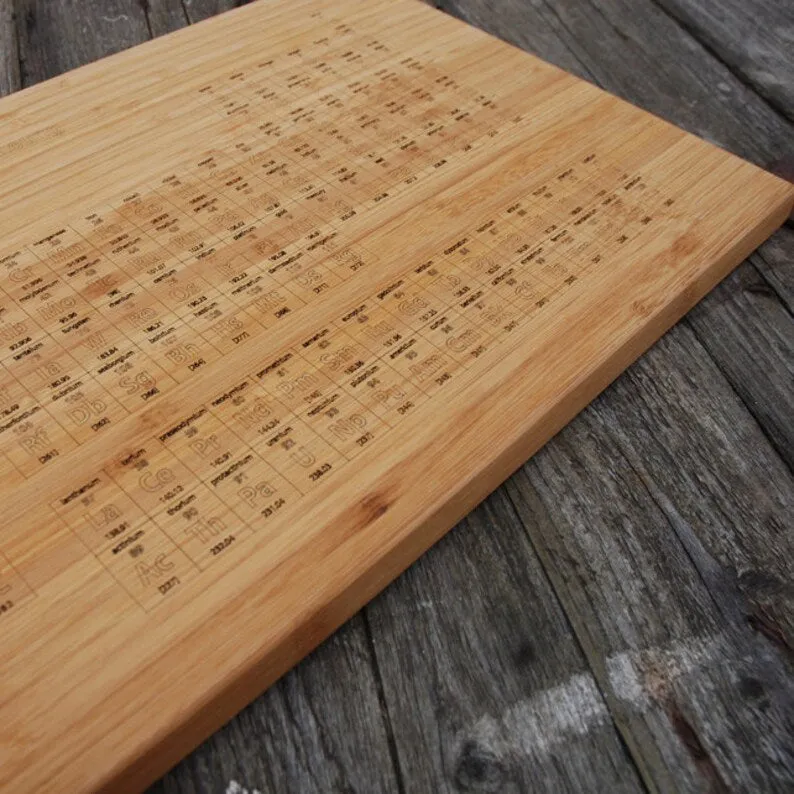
[[0, 0, 792, 790]]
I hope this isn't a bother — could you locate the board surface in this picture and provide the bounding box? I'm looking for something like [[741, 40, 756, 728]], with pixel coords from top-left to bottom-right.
[[0, 0, 792, 791]]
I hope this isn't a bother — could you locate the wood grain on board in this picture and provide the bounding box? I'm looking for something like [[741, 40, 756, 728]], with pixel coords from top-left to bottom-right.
[[0, 0, 792, 792]]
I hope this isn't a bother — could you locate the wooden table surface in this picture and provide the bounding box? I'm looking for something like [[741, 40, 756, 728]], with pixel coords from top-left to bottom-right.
[[1, 1, 792, 792]]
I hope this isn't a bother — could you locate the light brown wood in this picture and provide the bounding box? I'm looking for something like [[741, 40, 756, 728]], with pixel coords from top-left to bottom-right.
[[0, 0, 791, 791]]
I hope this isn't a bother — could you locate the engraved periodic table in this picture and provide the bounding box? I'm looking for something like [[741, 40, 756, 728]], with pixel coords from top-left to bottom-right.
[[0, 0, 792, 790]]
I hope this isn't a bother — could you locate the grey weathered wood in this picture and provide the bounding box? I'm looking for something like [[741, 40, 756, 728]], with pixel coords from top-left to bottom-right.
[[0, 0, 20, 96], [144, 0, 190, 37], [504, 354, 794, 792], [14, 0, 150, 86], [652, 0, 794, 123], [182, 0, 252, 24], [688, 265, 794, 474], [597, 323, 794, 647], [366, 490, 645, 793], [690, 266, 794, 472], [756, 228, 794, 316], [150, 616, 402, 794]]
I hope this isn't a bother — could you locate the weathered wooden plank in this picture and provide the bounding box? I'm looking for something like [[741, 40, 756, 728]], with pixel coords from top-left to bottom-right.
[[366, 489, 645, 793], [694, 265, 794, 468], [182, 0, 252, 24], [0, 0, 20, 97], [149, 615, 402, 794], [687, 265, 794, 473], [755, 227, 794, 315], [597, 323, 794, 646], [145, 0, 190, 37], [652, 0, 794, 122], [504, 343, 794, 791], [14, 0, 150, 86]]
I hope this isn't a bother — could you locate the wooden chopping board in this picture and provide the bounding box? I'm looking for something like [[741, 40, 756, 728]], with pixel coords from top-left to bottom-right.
[[0, 0, 791, 790]]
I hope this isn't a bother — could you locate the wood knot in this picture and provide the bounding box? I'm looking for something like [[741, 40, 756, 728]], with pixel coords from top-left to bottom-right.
[[631, 298, 655, 318], [738, 569, 785, 597], [668, 703, 729, 791], [737, 676, 765, 701], [746, 607, 794, 662], [335, 487, 396, 545], [513, 640, 536, 668], [453, 741, 506, 792], [360, 492, 390, 523], [670, 231, 700, 259], [669, 707, 708, 761], [744, 281, 776, 299]]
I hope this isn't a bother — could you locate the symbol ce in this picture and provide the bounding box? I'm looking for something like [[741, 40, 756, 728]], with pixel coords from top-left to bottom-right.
[[139, 466, 176, 492]]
